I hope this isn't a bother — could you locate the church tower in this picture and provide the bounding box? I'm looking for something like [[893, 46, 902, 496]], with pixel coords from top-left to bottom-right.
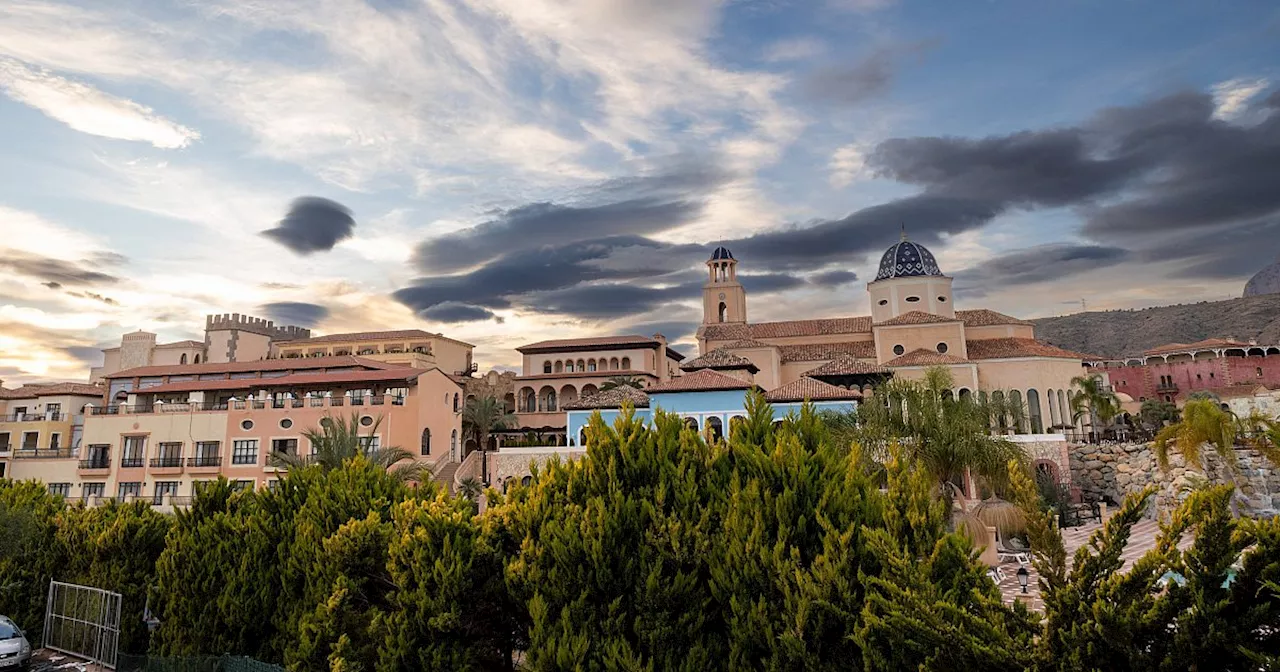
[[702, 246, 747, 325]]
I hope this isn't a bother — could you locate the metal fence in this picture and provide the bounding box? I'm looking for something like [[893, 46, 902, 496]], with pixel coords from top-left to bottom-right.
[[116, 654, 284, 672], [43, 580, 123, 669]]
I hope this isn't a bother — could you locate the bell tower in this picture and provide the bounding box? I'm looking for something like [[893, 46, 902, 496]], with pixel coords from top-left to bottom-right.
[[703, 246, 747, 325]]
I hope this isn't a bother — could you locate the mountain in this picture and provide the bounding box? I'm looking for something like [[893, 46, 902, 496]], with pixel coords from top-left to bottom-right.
[[1031, 294, 1280, 359]]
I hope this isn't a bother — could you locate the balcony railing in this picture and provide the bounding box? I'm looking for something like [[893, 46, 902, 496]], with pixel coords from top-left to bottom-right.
[[79, 459, 110, 470], [92, 395, 408, 416], [188, 456, 222, 467], [120, 457, 145, 468], [13, 448, 74, 459], [1155, 382, 1180, 393], [1, 412, 61, 422], [150, 456, 184, 468]]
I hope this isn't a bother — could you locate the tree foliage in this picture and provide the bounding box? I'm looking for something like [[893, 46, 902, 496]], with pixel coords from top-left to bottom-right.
[[269, 413, 427, 482]]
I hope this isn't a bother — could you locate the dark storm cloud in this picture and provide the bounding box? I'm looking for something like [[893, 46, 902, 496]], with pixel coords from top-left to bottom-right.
[[953, 244, 1130, 295], [0, 250, 120, 286], [62, 346, 104, 366], [261, 197, 356, 254], [810, 270, 858, 287], [797, 41, 935, 107], [67, 291, 118, 305], [259, 301, 331, 327], [412, 160, 729, 274], [623, 318, 700, 343], [739, 273, 808, 294], [42, 281, 62, 289], [422, 302, 497, 323]]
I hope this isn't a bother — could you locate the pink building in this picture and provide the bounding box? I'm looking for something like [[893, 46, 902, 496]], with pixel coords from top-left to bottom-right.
[[1088, 338, 1280, 405]]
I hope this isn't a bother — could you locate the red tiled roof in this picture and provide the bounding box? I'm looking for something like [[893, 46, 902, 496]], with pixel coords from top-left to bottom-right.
[[562, 385, 650, 410], [1216, 383, 1271, 399], [133, 369, 424, 395], [681, 348, 759, 373], [105, 355, 402, 379], [1, 383, 105, 399], [955, 309, 1033, 327], [514, 370, 656, 381], [777, 341, 877, 363], [967, 338, 1091, 361], [725, 338, 775, 349], [701, 316, 873, 341], [803, 355, 890, 376], [516, 335, 684, 360], [884, 348, 971, 367], [765, 377, 863, 402], [876, 311, 961, 326], [153, 340, 206, 349], [275, 329, 440, 345], [1143, 338, 1255, 356], [646, 369, 753, 393]]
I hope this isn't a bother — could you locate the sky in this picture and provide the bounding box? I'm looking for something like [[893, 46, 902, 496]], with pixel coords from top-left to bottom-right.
[[1, 0, 1278, 384]]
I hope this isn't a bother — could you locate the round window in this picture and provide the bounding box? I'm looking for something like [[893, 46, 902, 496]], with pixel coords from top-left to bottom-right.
[[319, 418, 333, 429], [893, 344, 905, 356], [280, 418, 293, 430], [905, 296, 921, 303], [937, 296, 947, 302], [359, 415, 374, 427], [937, 342, 949, 354], [240, 419, 254, 431], [878, 299, 888, 306]]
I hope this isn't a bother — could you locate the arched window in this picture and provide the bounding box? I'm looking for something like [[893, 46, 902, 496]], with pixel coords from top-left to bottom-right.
[[450, 429, 457, 458], [621, 357, 631, 370], [684, 417, 699, 432], [609, 357, 619, 370], [958, 388, 972, 401], [706, 416, 724, 441], [180, 353, 188, 364], [543, 361, 552, 374], [941, 389, 954, 401], [421, 428, 431, 455], [1027, 389, 1043, 433], [1258, 367, 1264, 378], [1047, 388, 1059, 428], [539, 386, 557, 412], [565, 361, 574, 372], [577, 359, 585, 372], [194, 354, 201, 363], [452, 393, 459, 412], [729, 415, 746, 438], [1010, 390, 1025, 433], [581, 384, 598, 397], [1034, 460, 1059, 487], [991, 391, 1006, 430], [579, 427, 588, 446], [555, 361, 564, 373], [718, 302, 727, 323], [587, 360, 597, 372], [521, 475, 532, 487]]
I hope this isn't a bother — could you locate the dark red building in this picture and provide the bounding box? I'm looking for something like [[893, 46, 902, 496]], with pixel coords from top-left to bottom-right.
[[1088, 338, 1280, 403]]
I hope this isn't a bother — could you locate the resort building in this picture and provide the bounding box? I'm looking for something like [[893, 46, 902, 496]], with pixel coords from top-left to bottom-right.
[[91, 314, 311, 381], [509, 334, 684, 437], [695, 240, 1095, 437], [1086, 339, 1280, 406], [0, 382, 103, 484], [272, 329, 475, 376]]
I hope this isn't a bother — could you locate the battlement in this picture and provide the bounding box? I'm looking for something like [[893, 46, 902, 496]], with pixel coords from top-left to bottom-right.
[[205, 314, 311, 340]]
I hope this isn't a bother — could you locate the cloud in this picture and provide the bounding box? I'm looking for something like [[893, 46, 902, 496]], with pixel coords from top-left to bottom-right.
[[829, 143, 871, 187], [0, 57, 199, 148], [62, 345, 104, 366], [1212, 77, 1270, 121], [42, 281, 62, 290], [259, 301, 331, 327], [422, 302, 499, 323], [66, 290, 118, 305], [798, 50, 895, 106], [261, 197, 356, 255], [0, 250, 120, 286], [811, 270, 858, 286], [953, 244, 1130, 295]]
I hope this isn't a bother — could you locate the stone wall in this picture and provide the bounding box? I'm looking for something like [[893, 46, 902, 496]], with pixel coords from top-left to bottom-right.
[[1070, 442, 1280, 517]]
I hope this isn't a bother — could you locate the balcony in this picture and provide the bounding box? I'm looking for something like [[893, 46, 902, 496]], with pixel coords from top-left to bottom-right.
[[1155, 382, 1180, 394], [78, 459, 111, 474], [12, 448, 74, 459], [1, 412, 61, 422], [187, 455, 223, 474], [120, 457, 145, 468], [150, 456, 183, 468]]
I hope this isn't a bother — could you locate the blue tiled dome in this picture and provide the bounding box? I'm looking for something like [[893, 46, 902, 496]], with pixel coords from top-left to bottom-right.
[[710, 246, 735, 261], [875, 240, 943, 280]]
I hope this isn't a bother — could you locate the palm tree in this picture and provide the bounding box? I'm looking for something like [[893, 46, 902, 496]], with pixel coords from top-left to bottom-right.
[[462, 395, 515, 486], [1151, 399, 1280, 514], [1138, 398, 1179, 435], [1070, 373, 1121, 441], [268, 413, 427, 482], [599, 375, 644, 392], [851, 366, 1027, 507], [457, 476, 483, 502]]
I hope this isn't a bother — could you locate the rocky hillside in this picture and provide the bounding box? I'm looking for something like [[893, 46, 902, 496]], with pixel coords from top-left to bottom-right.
[[1031, 293, 1280, 358]]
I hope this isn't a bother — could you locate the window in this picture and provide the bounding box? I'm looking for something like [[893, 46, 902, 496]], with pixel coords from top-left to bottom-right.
[[153, 481, 179, 505], [240, 419, 254, 431], [194, 354, 201, 363], [117, 481, 142, 500], [565, 361, 574, 372], [905, 296, 920, 302], [521, 475, 532, 487], [1196, 373, 1202, 381], [154, 442, 182, 468], [271, 438, 298, 456], [81, 482, 105, 502], [587, 361, 596, 372], [193, 441, 220, 466], [232, 440, 259, 465], [231, 480, 254, 492], [121, 436, 146, 467], [718, 302, 727, 322], [938, 296, 947, 302], [48, 483, 71, 497], [180, 353, 188, 364], [0, 432, 8, 450], [936, 342, 949, 354], [49, 433, 61, 449], [450, 429, 457, 457], [453, 393, 459, 412], [360, 415, 374, 427], [1258, 367, 1265, 378], [1210, 372, 1215, 379], [621, 357, 630, 369], [21, 432, 38, 450], [878, 299, 888, 306], [359, 436, 381, 454], [893, 344, 905, 356], [554, 361, 564, 373], [421, 428, 431, 455], [280, 418, 293, 429], [543, 361, 552, 374], [46, 403, 61, 420]]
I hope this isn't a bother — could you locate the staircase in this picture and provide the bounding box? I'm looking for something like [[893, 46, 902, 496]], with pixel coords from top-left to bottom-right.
[[432, 461, 460, 494]]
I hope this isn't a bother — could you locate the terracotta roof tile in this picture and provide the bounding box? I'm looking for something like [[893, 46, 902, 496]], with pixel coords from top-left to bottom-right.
[[681, 348, 759, 373], [562, 385, 650, 410], [765, 377, 863, 402], [701, 316, 872, 341], [884, 348, 970, 367], [275, 329, 441, 345], [1, 383, 105, 399], [803, 355, 890, 376], [967, 338, 1091, 361], [515, 370, 656, 381], [646, 369, 753, 393], [154, 340, 206, 349], [876, 311, 960, 326], [1216, 383, 1270, 399], [132, 368, 424, 395], [955, 309, 1033, 327], [725, 338, 774, 349], [105, 355, 402, 379], [517, 334, 684, 360], [777, 341, 876, 363], [1143, 338, 1255, 356]]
